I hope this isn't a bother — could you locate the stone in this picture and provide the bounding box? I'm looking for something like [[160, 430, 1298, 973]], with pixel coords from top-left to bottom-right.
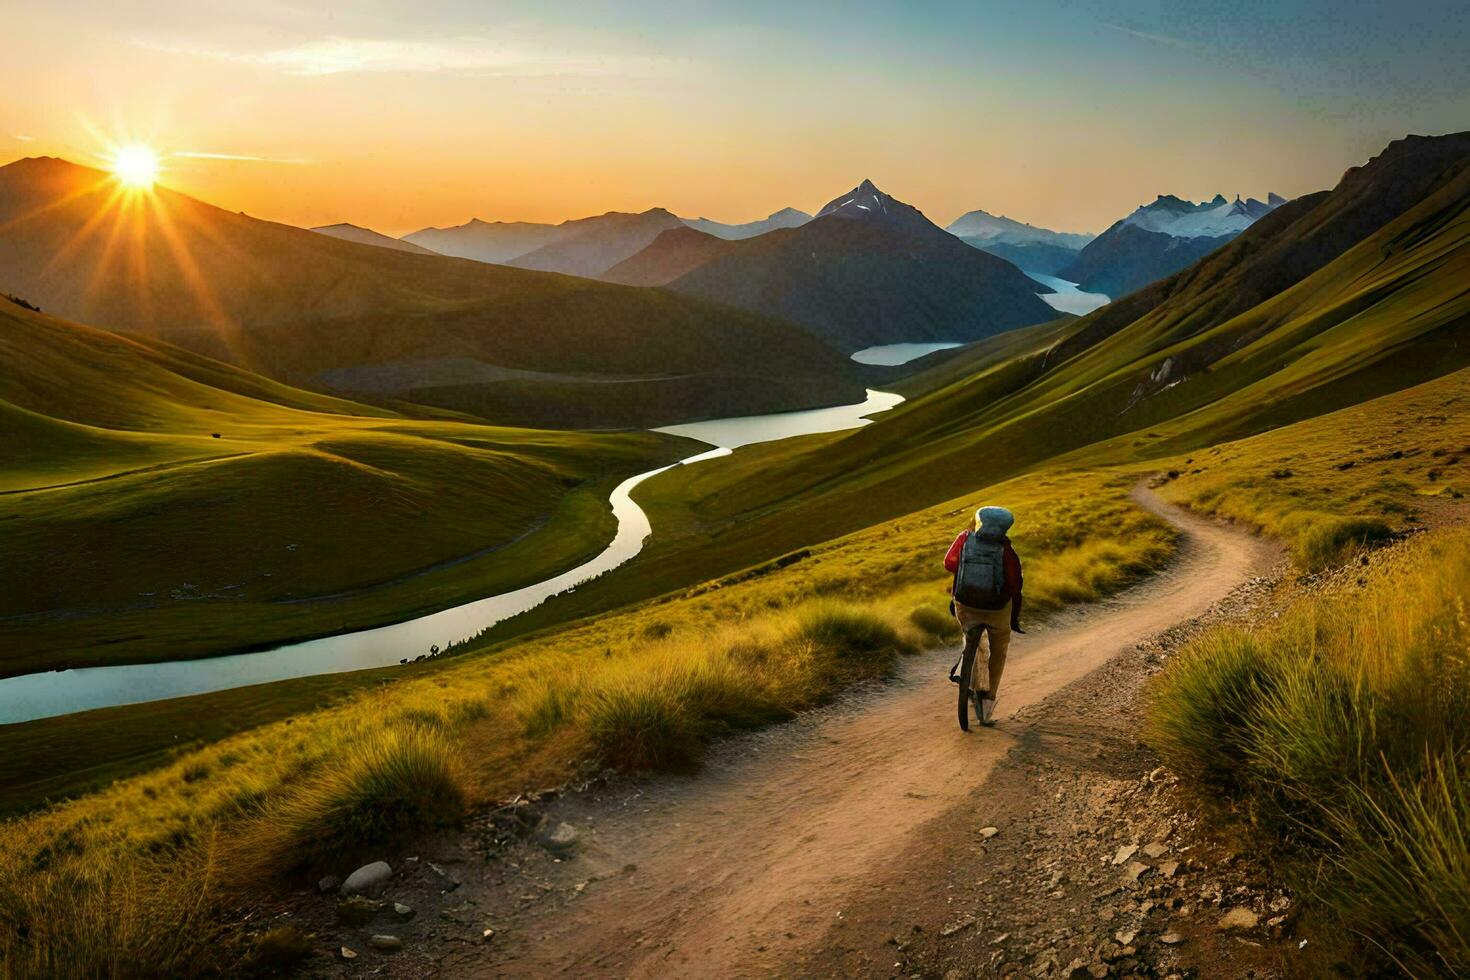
[[339, 946, 358, 961], [979, 826, 1000, 839], [336, 895, 383, 925], [482, 927, 496, 943], [1088, 964, 1110, 978], [342, 860, 393, 898], [317, 874, 341, 894], [1111, 845, 1138, 866], [1114, 929, 1136, 945], [1066, 957, 1091, 978], [1159, 931, 1185, 945], [368, 934, 403, 952], [538, 821, 581, 853], [941, 916, 976, 937], [1217, 908, 1259, 932], [1124, 861, 1151, 883], [393, 902, 416, 920], [1158, 860, 1180, 878], [1142, 842, 1169, 859]]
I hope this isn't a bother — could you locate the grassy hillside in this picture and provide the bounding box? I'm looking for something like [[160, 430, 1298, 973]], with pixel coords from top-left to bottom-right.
[[0, 303, 694, 673], [0, 158, 864, 427]]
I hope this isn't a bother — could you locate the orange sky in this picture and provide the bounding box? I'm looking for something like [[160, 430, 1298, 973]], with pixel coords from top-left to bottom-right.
[[5, 2, 1467, 237]]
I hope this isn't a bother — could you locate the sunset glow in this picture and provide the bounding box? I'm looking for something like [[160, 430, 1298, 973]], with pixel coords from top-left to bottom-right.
[[109, 144, 159, 189]]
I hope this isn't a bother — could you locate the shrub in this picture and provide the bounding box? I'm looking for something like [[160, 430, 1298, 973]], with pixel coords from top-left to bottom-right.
[[908, 603, 959, 641], [795, 603, 911, 663], [1293, 515, 1393, 571], [1146, 629, 1282, 796], [254, 725, 465, 871]]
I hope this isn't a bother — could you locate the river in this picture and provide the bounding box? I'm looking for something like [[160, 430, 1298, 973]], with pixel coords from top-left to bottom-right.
[[0, 389, 905, 724]]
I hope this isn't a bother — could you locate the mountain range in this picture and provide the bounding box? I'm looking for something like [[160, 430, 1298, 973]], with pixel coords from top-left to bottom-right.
[[0, 158, 862, 428], [1058, 191, 1287, 297], [634, 179, 1062, 350], [404, 206, 813, 270]]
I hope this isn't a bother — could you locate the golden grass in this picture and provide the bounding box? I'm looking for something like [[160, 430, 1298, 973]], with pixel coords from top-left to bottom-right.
[[0, 466, 1174, 975], [1147, 529, 1470, 976], [1152, 366, 1470, 569]]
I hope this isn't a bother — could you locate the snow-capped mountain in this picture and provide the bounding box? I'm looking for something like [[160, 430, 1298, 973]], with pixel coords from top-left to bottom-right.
[[812, 178, 941, 239], [1060, 192, 1288, 298], [1120, 193, 1283, 238]]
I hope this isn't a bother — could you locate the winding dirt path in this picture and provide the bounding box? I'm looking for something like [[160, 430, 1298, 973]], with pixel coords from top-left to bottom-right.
[[439, 487, 1273, 979]]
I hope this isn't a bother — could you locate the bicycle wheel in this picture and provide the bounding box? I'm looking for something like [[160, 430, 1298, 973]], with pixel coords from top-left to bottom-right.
[[957, 629, 979, 732]]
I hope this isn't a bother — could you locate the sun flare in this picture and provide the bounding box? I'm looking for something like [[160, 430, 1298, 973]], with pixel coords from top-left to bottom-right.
[[110, 144, 160, 189]]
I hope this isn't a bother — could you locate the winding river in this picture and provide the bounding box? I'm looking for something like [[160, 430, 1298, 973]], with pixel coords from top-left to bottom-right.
[[0, 390, 904, 724]]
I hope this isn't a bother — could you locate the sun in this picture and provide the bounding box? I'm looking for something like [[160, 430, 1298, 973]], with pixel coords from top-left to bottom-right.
[[110, 144, 160, 189]]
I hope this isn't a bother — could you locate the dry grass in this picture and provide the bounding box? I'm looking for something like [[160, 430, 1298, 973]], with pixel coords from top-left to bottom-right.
[[1147, 529, 1470, 976]]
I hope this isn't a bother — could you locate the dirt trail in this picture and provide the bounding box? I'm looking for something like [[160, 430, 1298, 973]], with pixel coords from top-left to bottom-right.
[[409, 486, 1273, 978]]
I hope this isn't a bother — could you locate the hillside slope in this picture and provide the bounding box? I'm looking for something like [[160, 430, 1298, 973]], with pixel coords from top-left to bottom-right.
[[0, 301, 694, 672], [0, 158, 862, 427], [664, 180, 1060, 351], [600, 226, 739, 286]]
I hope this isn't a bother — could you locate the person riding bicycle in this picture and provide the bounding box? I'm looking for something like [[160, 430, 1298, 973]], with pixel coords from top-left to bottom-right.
[[945, 506, 1024, 729]]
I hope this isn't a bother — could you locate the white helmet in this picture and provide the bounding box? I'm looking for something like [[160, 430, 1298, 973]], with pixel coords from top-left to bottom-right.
[[975, 506, 1015, 535]]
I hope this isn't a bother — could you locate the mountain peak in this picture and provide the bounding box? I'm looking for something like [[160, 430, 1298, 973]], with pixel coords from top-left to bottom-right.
[[812, 180, 948, 240]]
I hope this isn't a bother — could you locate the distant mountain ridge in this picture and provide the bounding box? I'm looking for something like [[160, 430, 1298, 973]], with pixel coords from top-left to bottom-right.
[[683, 207, 811, 240], [1059, 191, 1287, 297], [945, 208, 1093, 250], [401, 218, 565, 263], [504, 208, 685, 278], [312, 222, 439, 255]]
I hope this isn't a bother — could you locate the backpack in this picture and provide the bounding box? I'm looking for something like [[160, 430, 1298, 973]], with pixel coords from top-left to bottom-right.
[[953, 532, 1009, 610]]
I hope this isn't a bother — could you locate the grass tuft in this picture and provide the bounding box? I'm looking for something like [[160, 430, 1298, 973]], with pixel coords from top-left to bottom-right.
[[1147, 529, 1470, 974], [251, 725, 465, 871]]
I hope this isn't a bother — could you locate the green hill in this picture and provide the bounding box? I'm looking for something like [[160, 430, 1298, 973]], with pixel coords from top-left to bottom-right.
[[0, 158, 862, 428], [0, 301, 694, 674]]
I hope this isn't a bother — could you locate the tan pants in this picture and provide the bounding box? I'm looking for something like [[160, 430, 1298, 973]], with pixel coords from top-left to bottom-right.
[[954, 600, 1011, 697]]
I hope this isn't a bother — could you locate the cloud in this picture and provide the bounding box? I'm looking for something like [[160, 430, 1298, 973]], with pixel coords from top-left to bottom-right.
[[1102, 23, 1197, 51], [138, 35, 670, 80], [173, 150, 312, 164], [14, 134, 35, 141]]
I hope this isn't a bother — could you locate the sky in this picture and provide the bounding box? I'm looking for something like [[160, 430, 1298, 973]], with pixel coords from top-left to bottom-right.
[[3, 1, 1467, 236]]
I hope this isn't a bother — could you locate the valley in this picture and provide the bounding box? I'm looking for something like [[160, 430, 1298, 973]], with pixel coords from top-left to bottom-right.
[[1, 118, 1468, 980]]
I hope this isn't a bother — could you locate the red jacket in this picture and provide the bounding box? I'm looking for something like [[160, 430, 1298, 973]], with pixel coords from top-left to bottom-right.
[[944, 531, 1024, 621]]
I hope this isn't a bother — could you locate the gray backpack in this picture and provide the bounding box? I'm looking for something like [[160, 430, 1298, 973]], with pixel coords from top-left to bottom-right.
[[953, 532, 1009, 610]]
